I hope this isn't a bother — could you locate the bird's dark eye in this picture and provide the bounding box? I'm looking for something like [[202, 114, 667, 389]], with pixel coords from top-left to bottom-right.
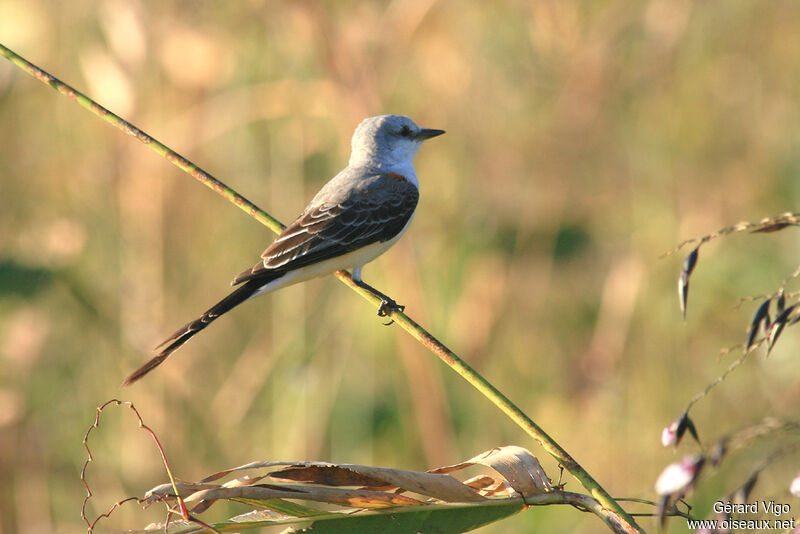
[[399, 125, 412, 137]]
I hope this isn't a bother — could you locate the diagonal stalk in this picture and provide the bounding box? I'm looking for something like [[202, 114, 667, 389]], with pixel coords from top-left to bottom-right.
[[0, 43, 643, 533]]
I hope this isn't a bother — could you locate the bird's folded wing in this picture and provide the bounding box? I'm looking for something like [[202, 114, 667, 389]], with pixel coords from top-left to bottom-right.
[[232, 174, 419, 285]]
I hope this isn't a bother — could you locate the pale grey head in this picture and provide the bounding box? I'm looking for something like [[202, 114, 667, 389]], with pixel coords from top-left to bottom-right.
[[348, 114, 445, 168]]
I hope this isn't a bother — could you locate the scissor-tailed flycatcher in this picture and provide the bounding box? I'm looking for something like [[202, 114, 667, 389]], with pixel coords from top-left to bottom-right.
[[123, 114, 444, 385]]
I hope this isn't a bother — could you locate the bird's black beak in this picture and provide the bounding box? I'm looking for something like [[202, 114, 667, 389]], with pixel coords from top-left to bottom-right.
[[416, 128, 446, 141]]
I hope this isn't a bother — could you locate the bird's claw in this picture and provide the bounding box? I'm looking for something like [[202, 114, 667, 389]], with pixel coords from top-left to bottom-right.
[[377, 299, 404, 325]]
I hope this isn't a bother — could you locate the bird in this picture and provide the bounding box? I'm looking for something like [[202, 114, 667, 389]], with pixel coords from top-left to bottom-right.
[[122, 114, 444, 386]]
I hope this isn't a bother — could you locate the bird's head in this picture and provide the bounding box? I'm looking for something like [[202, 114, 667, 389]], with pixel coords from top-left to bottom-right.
[[349, 115, 444, 168]]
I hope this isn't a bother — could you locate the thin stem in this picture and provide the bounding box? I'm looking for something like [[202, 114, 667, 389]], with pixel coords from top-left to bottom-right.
[[685, 341, 761, 413], [0, 44, 284, 235], [526, 491, 637, 534], [0, 43, 643, 533]]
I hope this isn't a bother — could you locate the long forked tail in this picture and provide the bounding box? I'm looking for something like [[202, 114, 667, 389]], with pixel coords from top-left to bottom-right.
[[122, 277, 272, 386]]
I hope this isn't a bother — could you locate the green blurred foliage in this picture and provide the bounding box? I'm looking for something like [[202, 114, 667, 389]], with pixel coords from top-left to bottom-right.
[[1, 1, 800, 532]]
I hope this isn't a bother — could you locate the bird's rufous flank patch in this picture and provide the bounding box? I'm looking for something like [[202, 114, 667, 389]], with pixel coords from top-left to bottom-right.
[[386, 172, 408, 182]]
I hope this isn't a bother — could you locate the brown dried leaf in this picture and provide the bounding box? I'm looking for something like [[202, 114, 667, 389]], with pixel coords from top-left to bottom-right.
[[185, 484, 424, 508], [143, 481, 217, 503], [462, 475, 497, 491], [149, 445, 547, 519], [198, 460, 291, 483], [463, 475, 512, 497], [224, 475, 268, 487], [272, 465, 387, 487], [472, 446, 553, 497], [430, 445, 552, 498], [273, 462, 485, 503]]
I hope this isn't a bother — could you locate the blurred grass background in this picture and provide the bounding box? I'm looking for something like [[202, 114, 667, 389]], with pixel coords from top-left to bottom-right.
[[1, 1, 800, 532]]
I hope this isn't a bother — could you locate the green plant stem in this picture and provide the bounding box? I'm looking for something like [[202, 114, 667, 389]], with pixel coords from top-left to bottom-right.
[[0, 44, 285, 235], [0, 43, 643, 534]]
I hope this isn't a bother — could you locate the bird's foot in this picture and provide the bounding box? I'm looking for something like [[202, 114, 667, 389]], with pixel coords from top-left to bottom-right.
[[352, 278, 404, 324], [377, 298, 404, 325]]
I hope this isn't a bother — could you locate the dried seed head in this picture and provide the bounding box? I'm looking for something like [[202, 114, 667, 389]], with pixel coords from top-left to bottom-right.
[[661, 412, 699, 448], [732, 470, 759, 504], [655, 455, 704, 496], [746, 299, 772, 351], [683, 247, 699, 277], [708, 439, 728, 467], [678, 247, 700, 319], [767, 304, 796, 354], [661, 421, 678, 447], [790, 472, 800, 497]]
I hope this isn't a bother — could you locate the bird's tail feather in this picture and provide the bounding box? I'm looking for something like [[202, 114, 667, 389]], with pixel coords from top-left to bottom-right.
[[122, 276, 275, 386]]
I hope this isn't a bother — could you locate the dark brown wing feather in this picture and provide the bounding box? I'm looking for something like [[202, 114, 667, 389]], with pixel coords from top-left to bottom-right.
[[232, 174, 418, 285]]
